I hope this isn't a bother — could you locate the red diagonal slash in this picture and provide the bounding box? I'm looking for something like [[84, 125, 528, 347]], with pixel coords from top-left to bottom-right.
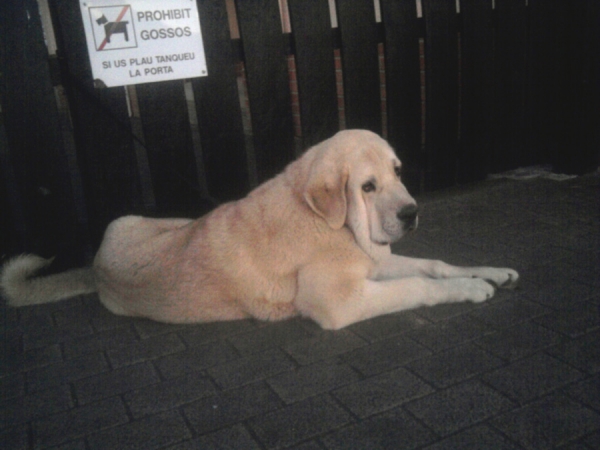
[[98, 5, 130, 51]]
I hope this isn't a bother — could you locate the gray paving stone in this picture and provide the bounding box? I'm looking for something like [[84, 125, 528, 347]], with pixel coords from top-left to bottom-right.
[[0, 385, 73, 429], [166, 424, 261, 449], [124, 374, 216, 418], [183, 382, 282, 435], [22, 319, 94, 351], [133, 318, 188, 339], [482, 352, 584, 404], [582, 430, 600, 449], [322, 407, 436, 450], [0, 373, 25, 401], [248, 395, 352, 449], [207, 348, 296, 389], [0, 425, 27, 450], [47, 440, 87, 450], [333, 367, 434, 418], [524, 278, 597, 310], [106, 332, 186, 368], [61, 326, 138, 360], [468, 295, 550, 330], [155, 340, 239, 379], [342, 334, 431, 376], [407, 313, 494, 352], [87, 410, 192, 450], [406, 342, 504, 388], [26, 352, 109, 392], [412, 301, 483, 323], [547, 330, 600, 374], [289, 441, 323, 450], [32, 396, 128, 448], [227, 319, 316, 355], [492, 393, 600, 449], [177, 319, 258, 346], [73, 362, 159, 405], [476, 321, 566, 361], [404, 380, 515, 437], [347, 310, 428, 342], [533, 301, 600, 338], [422, 424, 520, 449], [267, 359, 361, 404], [1, 343, 62, 376], [563, 374, 600, 412], [284, 330, 367, 365]]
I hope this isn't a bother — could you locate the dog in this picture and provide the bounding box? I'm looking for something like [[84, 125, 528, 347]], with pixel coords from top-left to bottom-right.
[[96, 14, 129, 43], [0, 130, 518, 329]]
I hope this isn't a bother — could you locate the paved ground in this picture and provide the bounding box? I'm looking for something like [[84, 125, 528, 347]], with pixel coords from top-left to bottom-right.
[[2, 172, 599, 450]]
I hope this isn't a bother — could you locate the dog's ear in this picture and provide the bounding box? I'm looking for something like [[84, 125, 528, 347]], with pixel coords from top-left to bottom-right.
[[303, 161, 349, 230]]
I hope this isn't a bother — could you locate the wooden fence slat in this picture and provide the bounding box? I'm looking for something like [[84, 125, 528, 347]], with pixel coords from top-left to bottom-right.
[[193, 0, 250, 201], [235, 0, 295, 182], [494, 0, 528, 172], [287, 0, 339, 149], [0, 0, 82, 263], [458, 0, 494, 183], [530, 0, 599, 175], [336, 0, 381, 133], [578, 0, 600, 174], [49, 0, 141, 244], [422, 0, 459, 190], [380, 0, 422, 193], [0, 112, 25, 257], [135, 81, 208, 216]]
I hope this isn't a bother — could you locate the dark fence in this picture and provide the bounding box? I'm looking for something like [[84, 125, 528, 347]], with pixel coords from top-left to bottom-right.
[[1, 0, 599, 265]]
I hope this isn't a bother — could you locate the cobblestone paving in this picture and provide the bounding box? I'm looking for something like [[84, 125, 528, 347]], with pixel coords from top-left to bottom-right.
[[2, 173, 599, 449]]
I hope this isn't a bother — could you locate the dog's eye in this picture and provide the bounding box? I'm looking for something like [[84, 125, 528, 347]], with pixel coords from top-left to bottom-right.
[[394, 166, 402, 178], [362, 181, 376, 193]]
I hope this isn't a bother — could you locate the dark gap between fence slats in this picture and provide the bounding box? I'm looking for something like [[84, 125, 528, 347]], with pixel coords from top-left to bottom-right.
[[336, 0, 382, 134], [235, 0, 296, 183], [422, 0, 459, 190], [136, 81, 209, 217], [0, 0, 83, 264], [458, 0, 494, 184], [48, 0, 142, 245], [380, 0, 423, 194], [494, 0, 528, 172], [193, 0, 250, 202], [287, 0, 339, 150]]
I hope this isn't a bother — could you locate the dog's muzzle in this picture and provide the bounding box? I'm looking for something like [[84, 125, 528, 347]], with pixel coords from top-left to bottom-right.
[[398, 204, 419, 231]]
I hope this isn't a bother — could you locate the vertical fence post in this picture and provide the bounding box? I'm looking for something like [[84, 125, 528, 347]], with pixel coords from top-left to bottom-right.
[[336, 0, 382, 134], [380, 0, 422, 193], [458, 0, 494, 183], [422, 0, 459, 189], [235, 0, 295, 183], [288, 0, 339, 149]]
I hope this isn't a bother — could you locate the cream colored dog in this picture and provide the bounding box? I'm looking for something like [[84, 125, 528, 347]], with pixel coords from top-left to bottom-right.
[[1, 130, 518, 329]]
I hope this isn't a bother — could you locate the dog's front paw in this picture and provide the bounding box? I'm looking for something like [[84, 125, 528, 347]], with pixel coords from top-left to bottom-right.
[[444, 277, 496, 303], [472, 267, 519, 289]]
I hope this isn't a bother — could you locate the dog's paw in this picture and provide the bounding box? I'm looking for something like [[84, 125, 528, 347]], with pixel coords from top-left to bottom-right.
[[444, 277, 496, 303], [471, 267, 519, 289]]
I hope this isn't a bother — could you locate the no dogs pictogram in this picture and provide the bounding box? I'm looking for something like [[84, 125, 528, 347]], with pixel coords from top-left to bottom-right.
[[88, 4, 138, 51]]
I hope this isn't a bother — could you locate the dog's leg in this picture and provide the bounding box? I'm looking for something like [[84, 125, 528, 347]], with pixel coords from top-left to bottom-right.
[[296, 262, 497, 330], [296, 271, 495, 330], [374, 254, 519, 288]]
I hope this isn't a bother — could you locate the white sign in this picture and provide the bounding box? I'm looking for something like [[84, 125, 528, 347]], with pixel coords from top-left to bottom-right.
[[79, 0, 207, 87]]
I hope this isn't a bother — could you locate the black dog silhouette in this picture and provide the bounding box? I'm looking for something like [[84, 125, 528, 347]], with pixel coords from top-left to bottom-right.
[[96, 14, 129, 43]]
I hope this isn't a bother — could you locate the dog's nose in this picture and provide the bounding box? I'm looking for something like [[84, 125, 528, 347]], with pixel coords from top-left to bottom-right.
[[398, 204, 419, 231]]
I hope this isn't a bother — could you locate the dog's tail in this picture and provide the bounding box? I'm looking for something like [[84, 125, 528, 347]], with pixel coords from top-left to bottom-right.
[[0, 254, 96, 307]]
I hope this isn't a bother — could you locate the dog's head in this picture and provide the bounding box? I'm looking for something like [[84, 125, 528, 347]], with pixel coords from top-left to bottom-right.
[[96, 15, 109, 25], [303, 130, 418, 256]]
